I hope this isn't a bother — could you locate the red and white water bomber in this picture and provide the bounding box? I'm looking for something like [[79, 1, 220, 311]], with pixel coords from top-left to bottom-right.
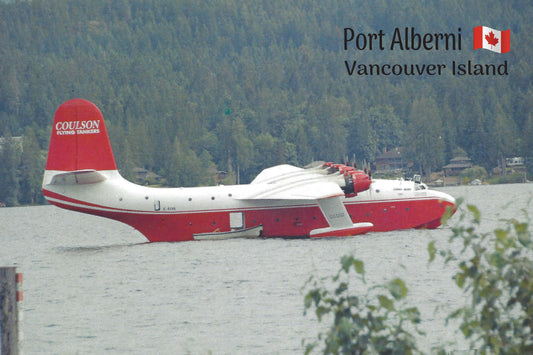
[[42, 99, 455, 242]]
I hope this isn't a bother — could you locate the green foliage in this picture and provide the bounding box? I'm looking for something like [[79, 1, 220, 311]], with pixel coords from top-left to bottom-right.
[[430, 202, 533, 354], [18, 127, 46, 204], [347, 105, 404, 164], [402, 96, 445, 179], [163, 137, 216, 187], [307, 202, 532, 354], [0, 132, 21, 206], [486, 172, 527, 185], [303, 255, 423, 354], [459, 165, 488, 184]]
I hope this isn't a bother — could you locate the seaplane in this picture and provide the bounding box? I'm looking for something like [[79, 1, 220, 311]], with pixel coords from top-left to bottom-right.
[[42, 99, 456, 242]]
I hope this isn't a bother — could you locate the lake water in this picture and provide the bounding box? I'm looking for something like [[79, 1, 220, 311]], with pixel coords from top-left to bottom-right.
[[1, 183, 532, 354]]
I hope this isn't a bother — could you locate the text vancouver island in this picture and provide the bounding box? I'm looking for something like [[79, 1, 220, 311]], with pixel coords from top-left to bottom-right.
[[343, 27, 509, 77]]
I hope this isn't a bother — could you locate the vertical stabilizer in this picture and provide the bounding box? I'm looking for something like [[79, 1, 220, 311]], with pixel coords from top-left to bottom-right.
[[45, 99, 117, 171]]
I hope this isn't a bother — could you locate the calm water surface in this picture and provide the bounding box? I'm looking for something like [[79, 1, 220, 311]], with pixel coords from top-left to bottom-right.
[[1, 183, 532, 354]]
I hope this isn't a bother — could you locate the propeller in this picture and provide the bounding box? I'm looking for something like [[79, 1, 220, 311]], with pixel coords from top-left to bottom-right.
[[322, 161, 371, 197], [340, 162, 372, 197]]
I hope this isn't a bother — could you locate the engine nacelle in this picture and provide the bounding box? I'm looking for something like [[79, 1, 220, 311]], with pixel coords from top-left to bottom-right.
[[321, 162, 371, 197], [342, 170, 371, 197]]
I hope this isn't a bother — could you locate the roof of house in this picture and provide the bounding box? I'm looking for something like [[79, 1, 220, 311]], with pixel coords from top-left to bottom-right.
[[443, 163, 471, 169], [448, 156, 471, 162], [443, 156, 472, 169], [375, 147, 403, 161]]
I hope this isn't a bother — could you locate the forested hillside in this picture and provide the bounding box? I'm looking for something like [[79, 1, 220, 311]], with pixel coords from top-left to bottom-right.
[[0, 0, 532, 205]]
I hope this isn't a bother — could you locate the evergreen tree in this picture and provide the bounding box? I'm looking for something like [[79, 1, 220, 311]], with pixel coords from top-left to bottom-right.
[[403, 97, 445, 178], [523, 113, 533, 156], [347, 110, 378, 163], [0, 132, 20, 206], [19, 127, 44, 204], [165, 137, 216, 187], [369, 105, 404, 154], [107, 121, 136, 182]]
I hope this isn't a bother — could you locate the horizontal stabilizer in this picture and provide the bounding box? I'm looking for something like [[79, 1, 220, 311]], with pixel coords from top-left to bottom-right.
[[48, 170, 107, 185]]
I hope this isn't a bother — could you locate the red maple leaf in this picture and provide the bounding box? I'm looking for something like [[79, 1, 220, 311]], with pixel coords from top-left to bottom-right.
[[485, 31, 499, 47]]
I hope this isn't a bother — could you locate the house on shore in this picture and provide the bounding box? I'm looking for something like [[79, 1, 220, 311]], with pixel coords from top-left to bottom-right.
[[443, 156, 472, 176], [374, 147, 411, 174], [134, 167, 162, 185]]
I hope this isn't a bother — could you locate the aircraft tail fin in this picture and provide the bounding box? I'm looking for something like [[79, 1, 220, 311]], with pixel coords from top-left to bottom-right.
[[45, 99, 117, 172]]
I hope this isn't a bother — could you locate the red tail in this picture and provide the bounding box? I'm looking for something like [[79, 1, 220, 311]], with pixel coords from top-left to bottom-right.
[[45, 99, 117, 171]]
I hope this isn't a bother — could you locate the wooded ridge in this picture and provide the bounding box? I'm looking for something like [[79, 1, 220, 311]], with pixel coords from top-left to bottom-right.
[[0, 0, 531, 205]]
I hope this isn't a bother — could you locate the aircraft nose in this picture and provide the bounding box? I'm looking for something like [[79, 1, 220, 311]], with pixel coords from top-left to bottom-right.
[[439, 191, 457, 214], [443, 192, 456, 205], [430, 189, 456, 209]]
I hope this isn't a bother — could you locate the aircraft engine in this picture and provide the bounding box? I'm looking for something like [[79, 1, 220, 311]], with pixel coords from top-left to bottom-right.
[[342, 170, 371, 197], [322, 162, 371, 197]]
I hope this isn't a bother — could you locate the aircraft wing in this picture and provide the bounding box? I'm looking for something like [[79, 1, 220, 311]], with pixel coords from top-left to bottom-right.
[[250, 164, 323, 185], [238, 179, 344, 200], [240, 164, 344, 200], [238, 164, 373, 237]]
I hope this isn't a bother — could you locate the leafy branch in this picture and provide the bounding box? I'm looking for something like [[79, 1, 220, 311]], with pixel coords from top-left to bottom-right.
[[429, 200, 533, 354], [305, 201, 532, 354], [303, 255, 423, 354]]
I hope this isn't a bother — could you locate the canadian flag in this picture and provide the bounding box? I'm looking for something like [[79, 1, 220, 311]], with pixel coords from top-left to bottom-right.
[[473, 26, 510, 53]]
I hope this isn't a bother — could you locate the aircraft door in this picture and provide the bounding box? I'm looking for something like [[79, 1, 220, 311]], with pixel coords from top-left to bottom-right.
[[230, 212, 244, 230]]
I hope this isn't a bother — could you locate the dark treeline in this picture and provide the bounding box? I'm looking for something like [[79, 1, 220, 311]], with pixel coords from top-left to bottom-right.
[[0, 0, 532, 205]]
